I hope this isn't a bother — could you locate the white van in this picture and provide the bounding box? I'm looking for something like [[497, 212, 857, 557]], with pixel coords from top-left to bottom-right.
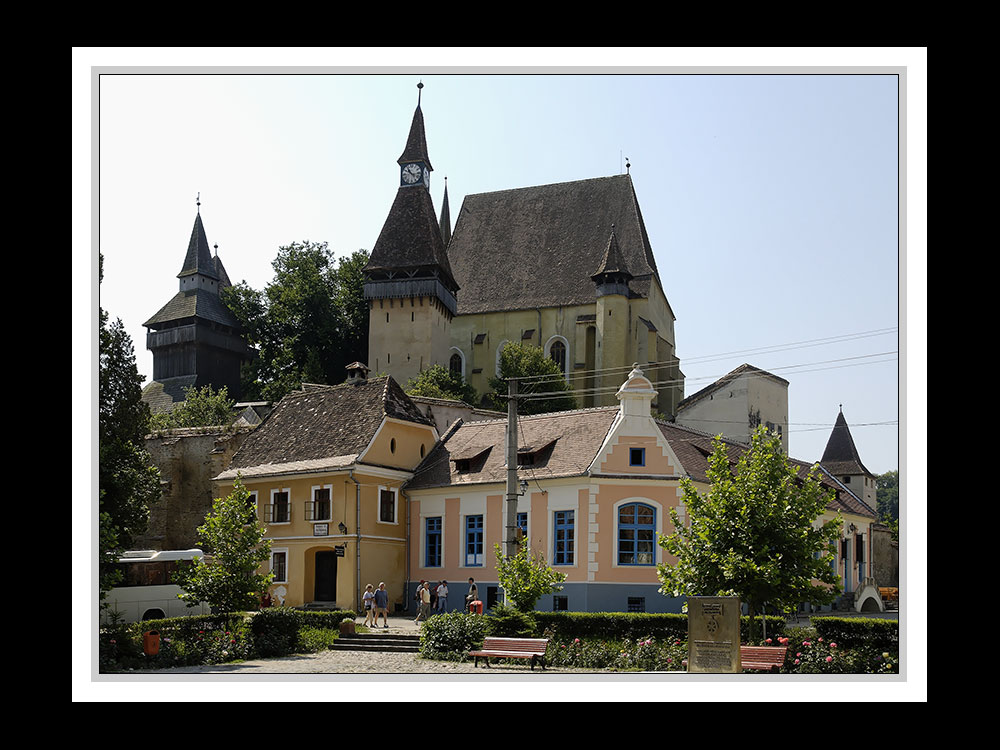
[[102, 549, 212, 624]]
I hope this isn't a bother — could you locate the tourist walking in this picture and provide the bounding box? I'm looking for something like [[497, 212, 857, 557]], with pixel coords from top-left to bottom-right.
[[362, 583, 376, 627], [435, 580, 449, 613], [415, 582, 432, 623], [374, 582, 389, 628]]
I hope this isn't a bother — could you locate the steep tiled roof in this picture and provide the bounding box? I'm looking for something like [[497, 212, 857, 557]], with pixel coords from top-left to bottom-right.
[[143, 288, 241, 329], [220, 376, 432, 480], [446, 174, 661, 314], [408, 406, 619, 489], [365, 183, 457, 291], [141, 375, 198, 414], [591, 228, 632, 280], [820, 410, 874, 479]]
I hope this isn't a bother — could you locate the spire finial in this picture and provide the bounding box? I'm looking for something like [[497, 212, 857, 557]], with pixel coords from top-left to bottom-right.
[[196, 192, 201, 212], [417, 80, 423, 106], [625, 157, 631, 174], [214, 242, 218, 257]]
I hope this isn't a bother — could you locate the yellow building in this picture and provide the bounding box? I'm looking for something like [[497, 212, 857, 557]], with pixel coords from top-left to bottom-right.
[[364, 90, 684, 416], [214, 365, 437, 612]]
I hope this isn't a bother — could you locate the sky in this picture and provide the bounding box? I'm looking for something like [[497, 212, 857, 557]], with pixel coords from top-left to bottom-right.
[[75, 48, 926, 703], [94, 64, 906, 475]]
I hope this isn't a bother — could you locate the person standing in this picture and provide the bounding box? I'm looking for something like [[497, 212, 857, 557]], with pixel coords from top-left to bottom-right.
[[415, 582, 431, 623], [465, 577, 479, 612], [362, 583, 376, 627], [374, 581, 389, 628], [435, 580, 449, 613]]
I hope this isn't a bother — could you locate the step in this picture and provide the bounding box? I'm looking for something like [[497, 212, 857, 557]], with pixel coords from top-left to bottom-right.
[[333, 633, 420, 653]]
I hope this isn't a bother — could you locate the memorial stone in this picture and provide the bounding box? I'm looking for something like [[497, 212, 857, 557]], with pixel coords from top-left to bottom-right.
[[687, 596, 741, 673]]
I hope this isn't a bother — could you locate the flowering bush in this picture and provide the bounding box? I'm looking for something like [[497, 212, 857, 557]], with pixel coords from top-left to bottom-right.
[[780, 630, 898, 674], [545, 633, 687, 671]]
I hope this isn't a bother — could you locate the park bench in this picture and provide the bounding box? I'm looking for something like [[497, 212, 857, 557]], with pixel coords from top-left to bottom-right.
[[469, 637, 550, 670], [740, 646, 787, 672]]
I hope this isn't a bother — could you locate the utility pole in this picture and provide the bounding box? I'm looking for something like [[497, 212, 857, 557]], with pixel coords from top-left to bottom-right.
[[505, 376, 519, 559]]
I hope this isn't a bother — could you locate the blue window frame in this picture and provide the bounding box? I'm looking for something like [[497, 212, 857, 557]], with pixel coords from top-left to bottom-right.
[[516, 512, 527, 540], [465, 514, 484, 567], [553, 510, 574, 565], [618, 502, 656, 565], [425, 517, 442, 568], [629, 447, 646, 466]]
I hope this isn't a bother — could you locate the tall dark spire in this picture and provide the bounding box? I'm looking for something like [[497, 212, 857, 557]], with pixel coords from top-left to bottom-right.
[[440, 177, 452, 247], [397, 82, 433, 172], [821, 409, 874, 478], [179, 205, 219, 281]]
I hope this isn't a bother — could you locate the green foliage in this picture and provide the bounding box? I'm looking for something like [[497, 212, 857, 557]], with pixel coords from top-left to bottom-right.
[[485, 602, 537, 637], [487, 342, 576, 415], [877, 470, 899, 540], [149, 385, 237, 430], [222, 244, 370, 402], [99, 253, 161, 605], [98, 609, 353, 671], [405, 364, 478, 405], [419, 611, 490, 661], [657, 426, 843, 632], [494, 542, 567, 612], [812, 615, 899, 652], [533, 611, 688, 641], [172, 478, 273, 614]]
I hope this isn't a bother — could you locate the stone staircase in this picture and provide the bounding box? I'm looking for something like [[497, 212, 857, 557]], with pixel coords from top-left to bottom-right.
[[333, 632, 420, 654]]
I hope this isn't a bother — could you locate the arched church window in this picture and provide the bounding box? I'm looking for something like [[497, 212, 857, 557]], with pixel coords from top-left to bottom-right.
[[450, 352, 463, 376], [549, 340, 566, 374]]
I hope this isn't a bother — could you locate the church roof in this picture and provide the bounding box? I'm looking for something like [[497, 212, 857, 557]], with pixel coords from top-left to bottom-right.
[[218, 376, 433, 480], [820, 409, 875, 479], [591, 227, 633, 280], [397, 101, 433, 170], [440, 178, 452, 248], [143, 287, 241, 329], [179, 212, 219, 280], [365, 178, 458, 291], [446, 174, 661, 314]]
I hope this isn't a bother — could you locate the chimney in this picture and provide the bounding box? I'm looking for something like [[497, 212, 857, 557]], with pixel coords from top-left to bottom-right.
[[345, 362, 370, 385]]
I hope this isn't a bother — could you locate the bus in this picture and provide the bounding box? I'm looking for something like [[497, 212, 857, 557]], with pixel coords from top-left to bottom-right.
[[102, 549, 212, 624]]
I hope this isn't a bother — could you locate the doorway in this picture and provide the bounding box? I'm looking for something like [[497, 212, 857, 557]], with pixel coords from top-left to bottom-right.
[[315, 550, 338, 602]]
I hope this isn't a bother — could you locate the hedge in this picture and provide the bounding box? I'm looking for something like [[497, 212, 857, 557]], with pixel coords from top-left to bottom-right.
[[532, 611, 786, 643], [811, 616, 898, 652]]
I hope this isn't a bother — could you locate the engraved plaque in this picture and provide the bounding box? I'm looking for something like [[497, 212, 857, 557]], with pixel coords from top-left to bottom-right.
[[687, 596, 741, 673]]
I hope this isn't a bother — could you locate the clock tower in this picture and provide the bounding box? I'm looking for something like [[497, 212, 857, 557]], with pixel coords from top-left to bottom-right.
[[364, 84, 458, 385]]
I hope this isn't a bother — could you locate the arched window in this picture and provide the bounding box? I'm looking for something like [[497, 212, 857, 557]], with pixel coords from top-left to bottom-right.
[[449, 352, 463, 376], [618, 502, 656, 565], [549, 339, 566, 374]]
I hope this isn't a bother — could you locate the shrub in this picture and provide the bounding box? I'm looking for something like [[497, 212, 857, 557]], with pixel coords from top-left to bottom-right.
[[419, 612, 490, 661], [812, 616, 898, 652], [486, 603, 537, 638], [251, 607, 305, 657]]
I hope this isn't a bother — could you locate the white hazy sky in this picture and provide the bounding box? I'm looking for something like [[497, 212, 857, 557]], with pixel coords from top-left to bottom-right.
[[75, 48, 926, 703]]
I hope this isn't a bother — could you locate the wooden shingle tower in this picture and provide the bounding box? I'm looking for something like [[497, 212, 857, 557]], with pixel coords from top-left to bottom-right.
[[363, 83, 459, 385], [141, 198, 249, 413]]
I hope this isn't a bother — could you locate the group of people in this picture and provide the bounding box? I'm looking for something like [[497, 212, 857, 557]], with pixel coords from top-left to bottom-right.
[[362, 578, 482, 627], [413, 577, 480, 622], [361, 582, 390, 628]]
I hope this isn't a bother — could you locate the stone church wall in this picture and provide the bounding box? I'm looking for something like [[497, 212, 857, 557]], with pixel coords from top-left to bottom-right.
[[136, 426, 253, 551]]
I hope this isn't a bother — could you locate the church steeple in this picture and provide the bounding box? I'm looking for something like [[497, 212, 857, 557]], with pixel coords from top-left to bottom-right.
[[440, 177, 452, 247], [398, 82, 432, 189], [178, 194, 220, 290], [363, 83, 458, 386], [591, 225, 633, 297]]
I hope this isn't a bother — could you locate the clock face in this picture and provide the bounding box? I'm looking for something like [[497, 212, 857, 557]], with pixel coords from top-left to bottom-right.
[[402, 163, 422, 184]]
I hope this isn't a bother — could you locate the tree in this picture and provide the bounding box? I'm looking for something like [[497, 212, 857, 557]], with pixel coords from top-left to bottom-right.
[[99, 254, 161, 580], [221, 244, 370, 402], [657, 426, 842, 640], [494, 543, 567, 612], [488, 342, 576, 415], [149, 385, 237, 430], [876, 469, 899, 523], [172, 478, 273, 614], [405, 364, 478, 405]]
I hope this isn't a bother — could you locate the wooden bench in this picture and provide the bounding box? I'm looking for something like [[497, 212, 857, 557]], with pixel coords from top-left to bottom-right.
[[469, 637, 550, 670], [740, 646, 787, 672]]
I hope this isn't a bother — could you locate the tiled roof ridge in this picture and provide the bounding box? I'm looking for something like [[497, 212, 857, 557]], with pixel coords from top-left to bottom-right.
[[460, 173, 629, 201], [469, 403, 620, 427], [677, 363, 789, 410]]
